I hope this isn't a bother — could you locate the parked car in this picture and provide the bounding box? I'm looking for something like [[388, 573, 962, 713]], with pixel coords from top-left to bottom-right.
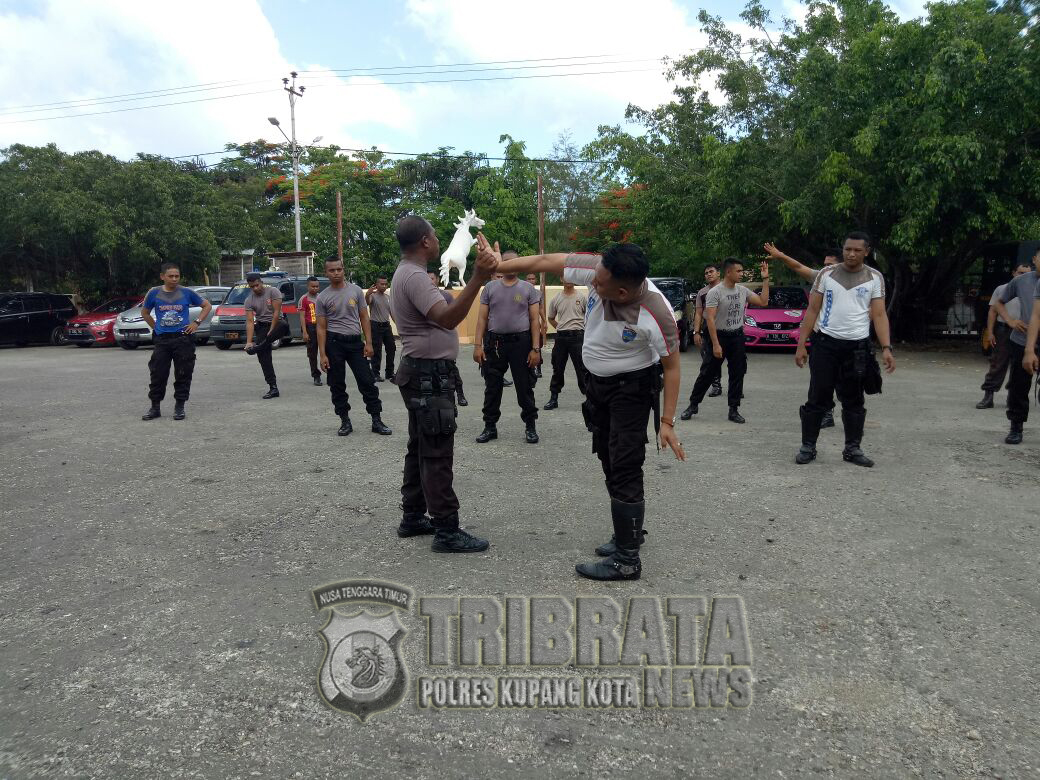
[[0, 292, 78, 346], [64, 297, 145, 347], [210, 275, 330, 350], [742, 285, 810, 348], [113, 286, 230, 349], [648, 277, 696, 352]]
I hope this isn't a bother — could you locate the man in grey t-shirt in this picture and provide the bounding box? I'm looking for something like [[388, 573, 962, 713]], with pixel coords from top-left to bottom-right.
[[243, 275, 288, 399], [473, 257, 543, 444], [316, 257, 390, 437], [995, 248, 1040, 444], [365, 276, 396, 383], [681, 257, 770, 423]]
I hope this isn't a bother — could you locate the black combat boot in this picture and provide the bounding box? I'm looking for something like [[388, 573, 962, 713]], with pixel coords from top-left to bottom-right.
[[728, 406, 746, 424], [313, 376, 322, 386], [595, 498, 647, 556], [475, 426, 497, 443], [525, 423, 539, 444], [680, 402, 698, 420], [576, 500, 642, 581], [373, 373, 384, 383], [1005, 421, 1024, 445], [173, 402, 186, 421], [371, 415, 392, 435], [397, 511, 435, 538], [142, 405, 161, 421], [841, 408, 874, 467], [976, 391, 994, 409], [796, 405, 823, 464], [262, 385, 279, 399], [544, 393, 559, 410], [337, 415, 353, 436], [456, 389, 468, 407], [431, 513, 490, 553], [503, 377, 513, 387], [708, 380, 722, 397]]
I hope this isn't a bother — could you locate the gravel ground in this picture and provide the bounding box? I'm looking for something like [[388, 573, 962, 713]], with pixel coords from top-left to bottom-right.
[[0, 340, 1037, 779]]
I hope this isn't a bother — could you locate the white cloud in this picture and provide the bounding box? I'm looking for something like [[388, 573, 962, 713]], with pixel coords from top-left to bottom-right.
[[0, 0, 411, 159]]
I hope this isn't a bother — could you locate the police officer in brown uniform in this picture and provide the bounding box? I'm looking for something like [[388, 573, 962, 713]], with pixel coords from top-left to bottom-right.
[[480, 236, 686, 581], [390, 216, 498, 552], [365, 276, 395, 382], [474, 256, 543, 444], [316, 256, 391, 437], [543, 281, 588, 410], [243, 273, 288, 399]]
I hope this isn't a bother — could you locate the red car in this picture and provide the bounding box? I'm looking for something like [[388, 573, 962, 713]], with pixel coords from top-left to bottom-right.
[[65, 297, 143, 347]]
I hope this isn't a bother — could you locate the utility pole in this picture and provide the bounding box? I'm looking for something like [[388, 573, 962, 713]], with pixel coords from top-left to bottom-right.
[[283, 72, 304, 253]]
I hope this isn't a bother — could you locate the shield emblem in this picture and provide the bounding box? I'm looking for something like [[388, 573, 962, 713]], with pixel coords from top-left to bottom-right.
[[316, 609, 408, 721]]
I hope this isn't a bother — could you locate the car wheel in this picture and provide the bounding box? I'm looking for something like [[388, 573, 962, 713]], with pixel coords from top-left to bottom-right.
[[50, 326, 67, 346], [195, 336, 209, 346], [119, 342, 139, 350], [215, 340, 232, 350], [678, 324, 690, 352]]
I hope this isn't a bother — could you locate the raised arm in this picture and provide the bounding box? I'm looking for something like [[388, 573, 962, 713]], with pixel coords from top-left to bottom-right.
[[745, 262, 771, 307], [425, 249, 497, 330], [764, 242, 817, 284], [478, 231, 568, 275]]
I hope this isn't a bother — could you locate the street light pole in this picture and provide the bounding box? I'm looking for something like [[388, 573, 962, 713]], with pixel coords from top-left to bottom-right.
[[282, 72, 305, 253]]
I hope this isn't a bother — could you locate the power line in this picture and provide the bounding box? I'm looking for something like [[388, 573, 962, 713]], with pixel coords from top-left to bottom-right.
[[0, 53, 670, 116], [0, 66, 661, 126], [165, 144, 613, 166]]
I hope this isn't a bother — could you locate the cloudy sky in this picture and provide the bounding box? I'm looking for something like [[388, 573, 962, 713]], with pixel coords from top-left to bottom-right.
[[0, 0, 929, 163]]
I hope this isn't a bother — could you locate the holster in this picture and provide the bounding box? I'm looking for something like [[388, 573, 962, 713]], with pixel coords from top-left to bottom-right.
[[650, 363, 664, 452], [862, 344, 883, 395], [406, 374, 458, 436]]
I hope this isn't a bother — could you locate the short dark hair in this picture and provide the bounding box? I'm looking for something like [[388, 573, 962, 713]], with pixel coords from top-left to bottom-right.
[[601, 243, 649, 286], [1015, 261, 1032, 271], [160, 262, 180, 274], [376, 275, 388, 281], [246, 272, 261, 283], [844, 231, 872, 246], [396, 215, 432, 250], [325, 254, 343, 267], [722, 257, 743, 272], [704, 264, 719, 273], [825, 247, 842, 258], [306, 275, 318, 282]]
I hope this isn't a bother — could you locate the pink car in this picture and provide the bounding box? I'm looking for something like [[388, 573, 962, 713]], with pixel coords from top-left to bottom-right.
[[743, 286, 809, 348]]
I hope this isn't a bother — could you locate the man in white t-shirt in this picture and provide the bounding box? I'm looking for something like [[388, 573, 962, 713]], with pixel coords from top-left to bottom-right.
[[476, 235, 685, 582], [794, 232, 896, 467]]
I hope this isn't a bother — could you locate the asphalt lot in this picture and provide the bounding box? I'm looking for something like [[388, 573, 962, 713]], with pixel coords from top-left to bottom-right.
[[0, 340, 1038, 779]]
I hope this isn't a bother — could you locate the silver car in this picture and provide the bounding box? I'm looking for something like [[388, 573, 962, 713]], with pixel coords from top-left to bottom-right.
[[114, 286, 229, 349]]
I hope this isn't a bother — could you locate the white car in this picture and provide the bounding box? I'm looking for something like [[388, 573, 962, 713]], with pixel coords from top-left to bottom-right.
[[114, 286, 229, 349]]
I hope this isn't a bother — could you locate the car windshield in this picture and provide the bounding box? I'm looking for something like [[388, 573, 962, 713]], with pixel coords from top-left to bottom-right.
[[651, 280, 685, 310], [748, 287, 808, 309], [224, 285, 253, 305], [93, 298, 138, 313]]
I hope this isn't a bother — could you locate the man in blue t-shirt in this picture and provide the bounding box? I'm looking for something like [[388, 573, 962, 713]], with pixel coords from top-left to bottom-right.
[[140, 262, 210, 421]]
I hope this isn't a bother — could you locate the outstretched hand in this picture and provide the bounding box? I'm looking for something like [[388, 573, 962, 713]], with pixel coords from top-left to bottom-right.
[[763, 242, 784, 260], [474, 233, 500, 278]]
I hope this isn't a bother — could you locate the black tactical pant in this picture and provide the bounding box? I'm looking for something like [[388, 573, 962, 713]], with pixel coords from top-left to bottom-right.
[[549, 330, 587, 395], [802, 333, 868, 447], [253, 320, 288, 386], [396, 357, 460, 526], [690, 329, 746, 407], [148, 332, 196, 403], [698, 328, 722, 386], [305, 324, 320, 378], [981, 323, 1012, 392], [1006, 341, 1038, 424], [583, 368, 654, 504], [326, 333, 382, 417], [482, 331, 538, 426], [369, 321, 396, 379]]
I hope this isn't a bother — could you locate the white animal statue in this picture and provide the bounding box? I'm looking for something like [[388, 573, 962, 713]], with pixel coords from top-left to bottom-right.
[[439, 209, 485, 287]]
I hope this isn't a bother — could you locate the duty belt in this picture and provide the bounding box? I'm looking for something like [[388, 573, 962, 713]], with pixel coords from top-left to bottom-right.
[[402, 355, 455, 396], [487, 330, 530, 343], [327, 332, 363, 343], [555, 329, 583, 338], [155, 331, 190, 339], [371, 320, 392, 327]]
